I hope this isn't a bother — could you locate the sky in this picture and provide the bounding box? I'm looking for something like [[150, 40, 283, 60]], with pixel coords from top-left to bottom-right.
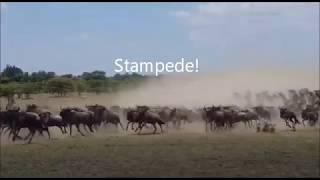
[[0, 2, 319, 76]]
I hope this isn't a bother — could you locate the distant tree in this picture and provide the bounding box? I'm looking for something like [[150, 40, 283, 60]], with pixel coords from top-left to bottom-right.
[[2, 65, 24, 82], [61, 74, 73, 79], [21, 83, 37, 99], [87, 79, 105, 94], [0, 83, 19, 107], [81, 71, 106, 80], [75, 80, 87, 96], [47, 77, 74, 96], [47, 72, 56, 79]]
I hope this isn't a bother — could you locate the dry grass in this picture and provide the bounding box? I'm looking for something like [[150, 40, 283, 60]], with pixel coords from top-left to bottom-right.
[[1, 128, 319, 177]]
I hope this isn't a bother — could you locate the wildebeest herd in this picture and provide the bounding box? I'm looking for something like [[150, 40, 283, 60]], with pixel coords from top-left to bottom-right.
[[0, 88, 319, 144]]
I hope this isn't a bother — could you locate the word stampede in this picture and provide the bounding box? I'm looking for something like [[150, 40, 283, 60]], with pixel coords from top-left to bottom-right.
[[114, 58, 199, 76]]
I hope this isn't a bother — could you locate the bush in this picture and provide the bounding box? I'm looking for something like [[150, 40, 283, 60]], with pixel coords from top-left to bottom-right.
[[47, 77, 74, 96]]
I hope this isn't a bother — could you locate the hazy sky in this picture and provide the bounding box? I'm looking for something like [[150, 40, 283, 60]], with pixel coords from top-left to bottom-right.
[[1, 2, 319, 75]]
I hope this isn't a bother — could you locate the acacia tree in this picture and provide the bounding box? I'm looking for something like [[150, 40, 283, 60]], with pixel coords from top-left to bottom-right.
[[47, 77, 74, 96], [75, 80, 87, 96], [0, 83, 19, 109]]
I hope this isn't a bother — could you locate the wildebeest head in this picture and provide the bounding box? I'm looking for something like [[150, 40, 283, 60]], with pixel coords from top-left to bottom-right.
[[39, 111, 51, 124], [60, 108, 73, 119], [26, 104, 38, 112]]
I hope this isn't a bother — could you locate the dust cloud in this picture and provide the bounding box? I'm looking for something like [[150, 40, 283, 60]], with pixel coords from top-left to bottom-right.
[[111, 67, 319, 108]]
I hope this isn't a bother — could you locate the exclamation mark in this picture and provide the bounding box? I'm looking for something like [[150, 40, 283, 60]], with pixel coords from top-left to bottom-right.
[[195, 58, 199, 72]]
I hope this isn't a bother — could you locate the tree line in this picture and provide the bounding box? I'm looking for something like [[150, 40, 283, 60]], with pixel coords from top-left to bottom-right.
[[0, 64, 151, 101]]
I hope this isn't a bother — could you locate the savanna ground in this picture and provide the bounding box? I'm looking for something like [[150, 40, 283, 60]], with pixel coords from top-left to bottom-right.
[[0, 93, 319, 177]]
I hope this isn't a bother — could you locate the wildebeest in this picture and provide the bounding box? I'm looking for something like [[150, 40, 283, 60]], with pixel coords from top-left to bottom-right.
[[86, 104, 124, 131], [134, 106, 165, 134], [26, 104, 68, 134], [60, 107, 95, 136], [125, 108, 140, 131], [301, 106, 319, 127], [253, 106, 271, 121], [169, 108, 192, 129], [279, 107, 300, 131], [39, 112, 68, 134], [5, 110, 50, 144]]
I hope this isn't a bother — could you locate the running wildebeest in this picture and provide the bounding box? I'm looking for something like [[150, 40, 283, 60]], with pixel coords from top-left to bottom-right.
[[301, 105, 319, 127], [60, 107, 95, 136], [39, 111, 68, 134], [134, 106, 165, 134], [169, 108, 192, 129], [279, 107, 300, 131], [26, 104, 67, 134], [86, 104, 124, 131], [6, 110, 50, 144], [253, 106, 271, 121], [125, 108, 140, 131]]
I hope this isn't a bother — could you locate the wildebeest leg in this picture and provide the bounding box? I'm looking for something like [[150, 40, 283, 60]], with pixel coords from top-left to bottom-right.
[[135, 122, 144, 132], [292, 121, 296, 131], [24, 129, 32, 141], [205, 121, 208, 133], [126, 122, 130, 131], [3, 127, 11, 136], [159, 124, 164, 133], [118, 122, 124, 131], [152, 123, 157, 134], [58, 126, 65, 134], [12, 128, 22, 141], [137, 122, 145, 134], [210, 121, 213, 132], [76, 123, 85, 136], [27, 129, 36, 144], [285, 119, 291, 128], [302, 119, 306, 127], [82, 124, 89, 133], [87, 124, 94, 133], [45, 128, 51, 139], [132, 122, 136, 130], [134, 123, 140, 132], [7, 128, 15, 140], [69, 124, 73, 136]]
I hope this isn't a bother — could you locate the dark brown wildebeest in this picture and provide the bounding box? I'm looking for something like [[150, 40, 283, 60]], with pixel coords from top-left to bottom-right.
[[253, 106, 271, 121], [60, 107, 95, 136], [158, 106, 173, 128], [169, 108, 192, 129], [279, 107, 300, 131], [125, 108, 140, 131], [301, 106, 319, 127], [134, 106, 165, 134], [26, 104, 43, 114], [233, 109, 259, 128], [39, 112, 68, 134], [26, 104, 67, 134], [203, 106, 232, 131], [86, 104, 124, 131], [6, 110, 50, 144]]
